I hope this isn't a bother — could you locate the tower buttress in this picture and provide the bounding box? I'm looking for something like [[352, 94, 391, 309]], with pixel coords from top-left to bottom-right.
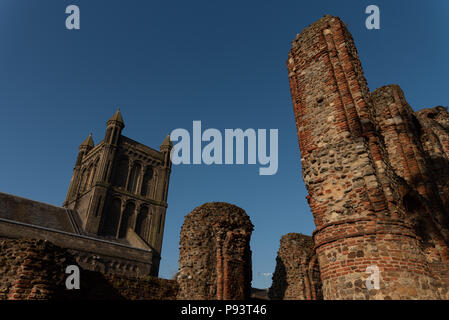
[[84, 110, 125, 234], [98, 109, 125, 184], [64, 133, 94, 206], [159, 134, 173, 202], [148, 134, 173, 257]]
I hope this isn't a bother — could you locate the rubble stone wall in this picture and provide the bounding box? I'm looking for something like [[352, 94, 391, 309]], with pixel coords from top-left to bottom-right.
[[177, 202, 253, 300], [0, 239, 178, 300], [269, 233, 322, 300], [287, 15, 449, 299]]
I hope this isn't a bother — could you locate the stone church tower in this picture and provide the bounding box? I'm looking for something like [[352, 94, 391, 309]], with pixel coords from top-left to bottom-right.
[[63, 110, 173, 273]]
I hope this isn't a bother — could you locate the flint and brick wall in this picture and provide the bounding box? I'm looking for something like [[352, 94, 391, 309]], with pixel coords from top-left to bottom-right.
[[371, 87, 449, 238], [177, 202, 253, 300], [287, 15, 449, 299], [416, 107, 449, 214], [0, 239, 178, 300], [371, 86, 449, 286], [269, 233, 322, 300], [0, 239, 76, 299]]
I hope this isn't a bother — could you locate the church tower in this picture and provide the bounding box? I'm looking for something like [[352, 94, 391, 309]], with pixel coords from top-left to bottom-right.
[[63, 110, 173, 276]]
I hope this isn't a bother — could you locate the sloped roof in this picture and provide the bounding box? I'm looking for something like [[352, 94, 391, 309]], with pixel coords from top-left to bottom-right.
[[0, 192, 76, 233]]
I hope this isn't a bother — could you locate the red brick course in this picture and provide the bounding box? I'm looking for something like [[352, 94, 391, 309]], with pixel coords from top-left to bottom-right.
[[287, 15, 449, 299], [177, 202, 253, 300]]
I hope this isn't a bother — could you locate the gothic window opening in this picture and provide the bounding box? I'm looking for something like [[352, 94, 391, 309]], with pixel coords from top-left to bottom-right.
[[140, 167, 153, 197], [88, 162, 97, 189], [127, 162, 141, 194], [114, 156, 129, 188], [102, 197, 121, 237], [80, 168, 88, 193], [119, 201, 135, 238], [135, 206, 149, 240]]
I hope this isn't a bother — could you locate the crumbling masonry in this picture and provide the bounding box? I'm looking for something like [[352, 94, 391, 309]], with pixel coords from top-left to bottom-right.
[[269, 233, 322, 300], [284, 15, 449, 299], [0, 239, 178, 300], [177, 203, 253, 300]]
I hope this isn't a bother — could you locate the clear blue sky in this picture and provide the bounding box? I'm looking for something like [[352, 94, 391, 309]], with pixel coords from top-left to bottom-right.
[[0, 1, 448, 289]]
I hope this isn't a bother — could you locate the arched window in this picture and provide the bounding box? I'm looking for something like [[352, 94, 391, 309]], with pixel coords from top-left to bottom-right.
[[88, 161, 98, 189], [80, 168, 89, 193], [119, 201, 135, 238], [140, 167, 153, 197], [87, 166, 93, 189], [127, 162, 141, 193], [114, 156, 129, 188], [135, 206, 149, 239], [102, 197, 121, 237], [149, 169, 158, 199]]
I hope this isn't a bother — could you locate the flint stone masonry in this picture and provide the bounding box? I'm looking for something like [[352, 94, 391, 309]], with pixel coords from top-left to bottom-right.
[[269, 233, 322, 300], [0, 239, 76, 299], [177, 202, 253, 300], [287, 15, 449, 299], [0, 239, 178, 300], [415, 106, 449, 214]]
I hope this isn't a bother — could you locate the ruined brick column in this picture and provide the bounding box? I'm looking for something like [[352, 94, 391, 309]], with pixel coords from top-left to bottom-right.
[[372, 88, 449, 230], [371, 85, 433, 197], [371, 86, 449, 274], [416, 106, 449, 212], [288, 15, 447, 299], [269, 233, 322, 300], [177, 202, 253, 300]]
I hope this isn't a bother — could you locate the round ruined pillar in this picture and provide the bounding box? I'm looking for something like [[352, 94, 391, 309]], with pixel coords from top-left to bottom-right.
[[177, 202, 253, 300], [288, 15, 447, 299], [269, 233, 322, 300]]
